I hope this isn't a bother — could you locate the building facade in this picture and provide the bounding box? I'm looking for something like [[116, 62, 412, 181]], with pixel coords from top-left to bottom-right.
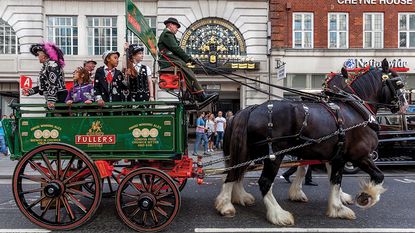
[[0, 0, 269, 116], [270, 0, 415, 100]]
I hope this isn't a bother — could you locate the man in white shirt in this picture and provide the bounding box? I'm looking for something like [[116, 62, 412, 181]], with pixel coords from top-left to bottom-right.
[[214, 111, 226, 149]]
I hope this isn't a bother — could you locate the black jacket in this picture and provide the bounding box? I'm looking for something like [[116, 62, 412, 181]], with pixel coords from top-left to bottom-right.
[[93, 66, 128, 102]]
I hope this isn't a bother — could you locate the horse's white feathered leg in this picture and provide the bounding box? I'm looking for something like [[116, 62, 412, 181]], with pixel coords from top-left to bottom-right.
[[215, 182, 236, 217], [264, 184, 294, 226], [326, 163, 353, 205], [356, 179, 386, 208], [288, 166, 308, 202], [232, 179, 255, 206], [326, 184, 356, 219]]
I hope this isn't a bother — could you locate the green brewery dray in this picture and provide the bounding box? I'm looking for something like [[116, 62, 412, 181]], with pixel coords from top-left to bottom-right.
[[2, 102, 203, 232]]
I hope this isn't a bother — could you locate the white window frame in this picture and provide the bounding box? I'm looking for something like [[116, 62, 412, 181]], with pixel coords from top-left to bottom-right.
[[46, 16, 78, 55], [127, 16, 157, 56], [363, 13, 384, 49], [87, 16, 118, 55], [328, 13, 349, 49], [0, 19, 19, 54], [292, 13, 314, 48], [398, 13, 415, 48]]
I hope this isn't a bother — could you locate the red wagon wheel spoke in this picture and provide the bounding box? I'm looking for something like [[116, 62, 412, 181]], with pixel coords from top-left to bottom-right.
[[28, 196, 47, 210], [55, 197, 61, 224], [28, 160, 51, 182], [56, 150, 62, 180], [19, 187, 44, 195], [63, 165, 88, 184], [116, 168, 181, 232], [61, 155, 75, 180], [13, 143, 102, 231], [40, 198, 55, 218], [66, 188, 94, 200], [61, 196, 76, 221], [20, 174, 46, 184], [41, 152, 56, 180]]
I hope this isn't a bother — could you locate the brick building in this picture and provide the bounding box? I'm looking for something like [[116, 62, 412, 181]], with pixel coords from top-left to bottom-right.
[[270, 0, 415, 100]]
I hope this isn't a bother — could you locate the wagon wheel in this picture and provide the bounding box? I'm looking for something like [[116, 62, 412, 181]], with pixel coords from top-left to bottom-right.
[[82, 166, 121, 198], [173, 178, 187, 191], [116, 167, 181, 232], [12, 143, 102, 230]]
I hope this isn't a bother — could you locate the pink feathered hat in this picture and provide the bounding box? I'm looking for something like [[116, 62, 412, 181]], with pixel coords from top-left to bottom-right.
[[30, 42, 65, 67]]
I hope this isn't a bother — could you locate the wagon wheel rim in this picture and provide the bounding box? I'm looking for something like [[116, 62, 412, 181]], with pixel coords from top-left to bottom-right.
[[12, 143, 102, 230], [116, 167, 181, 232]]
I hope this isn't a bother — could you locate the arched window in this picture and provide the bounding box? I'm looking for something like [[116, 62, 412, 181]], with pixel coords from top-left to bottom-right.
[[0, 19, 19, 54]]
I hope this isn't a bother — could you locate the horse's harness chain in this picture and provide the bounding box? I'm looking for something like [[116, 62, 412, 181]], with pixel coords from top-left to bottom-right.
[[203, 119, 369, 177]]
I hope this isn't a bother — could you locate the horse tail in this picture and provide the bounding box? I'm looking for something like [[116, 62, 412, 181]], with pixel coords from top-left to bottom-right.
[[225, 105, 256, 182]]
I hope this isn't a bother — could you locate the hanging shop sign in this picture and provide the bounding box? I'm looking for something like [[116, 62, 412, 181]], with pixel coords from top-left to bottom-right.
[[180, 17, 258, 72]]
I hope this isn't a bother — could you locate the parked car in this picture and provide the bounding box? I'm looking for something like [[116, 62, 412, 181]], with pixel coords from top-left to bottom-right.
[[344, 110, 415, 174]]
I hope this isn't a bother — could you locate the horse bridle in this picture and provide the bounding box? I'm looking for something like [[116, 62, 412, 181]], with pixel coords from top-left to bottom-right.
[[380, 74, 406, 111]]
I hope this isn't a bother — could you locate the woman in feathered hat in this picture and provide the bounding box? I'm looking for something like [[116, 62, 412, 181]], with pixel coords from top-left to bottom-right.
[[23, 42, 67, 109]]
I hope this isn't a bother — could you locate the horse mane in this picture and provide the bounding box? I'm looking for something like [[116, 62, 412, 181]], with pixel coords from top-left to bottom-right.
[[324, 67, 383, 100]]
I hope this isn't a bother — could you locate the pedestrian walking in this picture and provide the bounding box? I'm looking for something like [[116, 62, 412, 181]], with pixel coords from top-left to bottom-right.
[[282, 165, 318, 186], [206, 113, 215, 152], [193, 112, 210, 156]]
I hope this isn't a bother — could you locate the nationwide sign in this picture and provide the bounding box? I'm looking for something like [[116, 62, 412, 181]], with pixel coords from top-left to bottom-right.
[[344, 58, 410, 72]]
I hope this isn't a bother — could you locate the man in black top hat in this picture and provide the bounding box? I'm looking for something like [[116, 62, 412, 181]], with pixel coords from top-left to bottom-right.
[[158, 17, 218, 104]]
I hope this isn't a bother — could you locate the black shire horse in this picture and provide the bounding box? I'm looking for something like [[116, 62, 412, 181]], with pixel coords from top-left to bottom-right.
[[215, 63, 407, 226]]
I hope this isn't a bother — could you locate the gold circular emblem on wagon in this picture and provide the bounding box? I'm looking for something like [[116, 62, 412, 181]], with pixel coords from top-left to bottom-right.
[[132, 128, 141, 138], [141, 128, 150, 138], [34, 130, 42, 139], [50, 129, 59, 139], [42, 129, 51, 139], [149, 128, 159, 137]]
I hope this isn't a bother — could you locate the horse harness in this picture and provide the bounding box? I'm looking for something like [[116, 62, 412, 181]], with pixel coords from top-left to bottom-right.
[[253, 94, 377, 163]]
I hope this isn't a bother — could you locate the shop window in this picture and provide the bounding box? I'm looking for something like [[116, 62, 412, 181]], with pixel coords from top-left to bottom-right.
[[328, 13, 348, 49], [291, 74, 307, 89], [364, 13, 383, 49], [404, 75, 415, 90], [311, 74, 326, 89], [399, 13, 415, 48], [292, 13, 313, 48], [87, 17, 117, 55]]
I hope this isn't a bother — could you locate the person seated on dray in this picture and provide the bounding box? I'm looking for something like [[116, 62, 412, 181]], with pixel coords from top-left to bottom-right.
[[123, 43, 154, 102], [23, 42, 68, 110], [65, 67, 94, 115], [158, 17, 218, 105], [94, 50, 129, 110]]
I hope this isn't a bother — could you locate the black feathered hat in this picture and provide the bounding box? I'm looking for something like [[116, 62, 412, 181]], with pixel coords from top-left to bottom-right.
[[128, 44, 144, 58]]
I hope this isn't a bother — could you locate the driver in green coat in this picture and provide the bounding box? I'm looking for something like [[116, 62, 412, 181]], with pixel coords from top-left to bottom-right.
[[158, 17, 218, 104]]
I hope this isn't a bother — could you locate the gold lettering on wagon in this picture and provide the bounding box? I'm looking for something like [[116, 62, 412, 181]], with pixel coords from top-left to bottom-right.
[[28, 124, 61, 145], [129, 123, 162, 148]]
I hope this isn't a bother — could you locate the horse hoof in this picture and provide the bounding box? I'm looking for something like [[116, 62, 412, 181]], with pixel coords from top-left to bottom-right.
[[340, 191, 354, 205], [356, 192, 372, 208], [232, 192, 255, 206], [220, 203, 236, 217], [326, 205, 356, 220], [288, 189, 308, 202], [267, 209, 295, 226]]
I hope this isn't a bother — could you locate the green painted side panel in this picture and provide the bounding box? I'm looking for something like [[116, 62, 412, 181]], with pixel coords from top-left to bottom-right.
[[18, 115, 177, 153]]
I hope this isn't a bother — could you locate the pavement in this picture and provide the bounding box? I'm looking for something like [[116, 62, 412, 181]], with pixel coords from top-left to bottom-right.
[[0, 154, 17, 179]]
